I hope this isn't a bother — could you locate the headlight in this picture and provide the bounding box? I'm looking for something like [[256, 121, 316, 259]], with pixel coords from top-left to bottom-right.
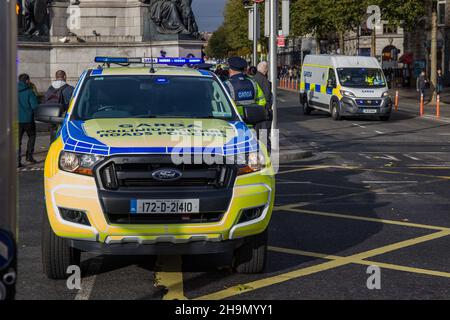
[[237, 152, 266, 175], [59, 151, 104, 176], [340, 90, 355, 98], [382, 91, 390, 98]]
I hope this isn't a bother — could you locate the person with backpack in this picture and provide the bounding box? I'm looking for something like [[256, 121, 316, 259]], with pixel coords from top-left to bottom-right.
[[44, 70, 74, 108], [44, 70, 74, 141], [18, 73, 39, 167]]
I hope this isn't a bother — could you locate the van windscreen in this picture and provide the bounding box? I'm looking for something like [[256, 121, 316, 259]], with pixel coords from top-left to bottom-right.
[[337, 68, 386, 88]]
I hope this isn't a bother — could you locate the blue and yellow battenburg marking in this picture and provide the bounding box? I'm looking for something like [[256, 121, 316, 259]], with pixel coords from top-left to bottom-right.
[[300, 81, 342, 98], [61, 120, 259, 157]]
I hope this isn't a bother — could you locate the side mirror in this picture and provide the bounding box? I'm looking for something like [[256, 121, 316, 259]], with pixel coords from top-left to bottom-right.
[[242, 104, 267, 125], [35, 104, 65, 125]]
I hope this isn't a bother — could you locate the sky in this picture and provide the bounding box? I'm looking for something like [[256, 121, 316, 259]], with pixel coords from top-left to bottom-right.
[[192, 0, 227, 32]]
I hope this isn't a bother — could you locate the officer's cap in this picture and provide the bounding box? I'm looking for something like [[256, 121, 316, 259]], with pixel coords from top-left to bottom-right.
[[228, 57, 248, 72]]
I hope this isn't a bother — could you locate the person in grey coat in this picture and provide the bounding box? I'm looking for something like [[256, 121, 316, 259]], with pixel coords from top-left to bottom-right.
[[254, 61, 273, 153]]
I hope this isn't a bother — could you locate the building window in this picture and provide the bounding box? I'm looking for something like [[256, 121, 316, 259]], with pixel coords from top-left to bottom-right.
[[360, 27, 372, 37], [437, 0, 446, 26], [383, 24, 398, 34]]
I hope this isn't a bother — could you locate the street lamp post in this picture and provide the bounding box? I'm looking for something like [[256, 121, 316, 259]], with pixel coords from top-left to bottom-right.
[[253, 2, 259, 66], [0, 0, 18, 301], [269, 0, 279, 154]]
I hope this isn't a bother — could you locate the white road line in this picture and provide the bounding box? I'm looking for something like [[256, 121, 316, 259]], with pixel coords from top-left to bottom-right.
[[74, 257, 103, 300], [374, 155, 400, 161], [404, 154, 421, 161], [277, 181, 313, 184], [359, 153, 373, 160], [362, 181, 419, 184], [407, 164, 450, 168], [277, 193, 324, 197], [375, 130, 384, 134], [353, 123, 366, 128], [375, 192, 435, 195]]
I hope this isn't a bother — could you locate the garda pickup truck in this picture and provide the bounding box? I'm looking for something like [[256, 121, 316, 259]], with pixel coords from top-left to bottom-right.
[[300, 55, 392, 121], [36, 57, 275, 278]]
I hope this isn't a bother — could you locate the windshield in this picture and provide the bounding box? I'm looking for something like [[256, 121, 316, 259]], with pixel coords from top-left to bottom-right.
[[337, 68, 386, 88], [72, 75, 238, 121]]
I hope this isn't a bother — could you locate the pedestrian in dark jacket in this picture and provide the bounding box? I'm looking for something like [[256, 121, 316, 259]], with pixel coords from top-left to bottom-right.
[[437, 69, 445, 95], [44, 70, 74, 110], [254, 61, 273, 111], [18, 73, 39, 167], [44, 70, 74, 142], [254, 61, 273, 153], [417, 70, 428, 100]]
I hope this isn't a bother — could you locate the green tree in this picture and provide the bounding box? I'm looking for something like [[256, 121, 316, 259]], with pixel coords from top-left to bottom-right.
[[223, 0, 252, 56], [205, 26, 230, 59], [291, 0, 428, 53], [370, 0, 427, 30], [291, 0, 366, 53]]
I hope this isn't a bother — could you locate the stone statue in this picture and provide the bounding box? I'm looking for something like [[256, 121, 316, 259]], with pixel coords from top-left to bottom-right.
[[22, 0, 51, 37], [140, 0, 200, 38]]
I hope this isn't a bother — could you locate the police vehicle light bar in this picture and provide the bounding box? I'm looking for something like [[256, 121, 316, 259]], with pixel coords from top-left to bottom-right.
[[94, 57, 204, 65]]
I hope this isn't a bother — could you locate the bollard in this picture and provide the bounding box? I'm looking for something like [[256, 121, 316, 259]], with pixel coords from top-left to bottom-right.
[[394, 90, 399, 112], [420, 93, 424, 116], [437, 94, 440, 118]]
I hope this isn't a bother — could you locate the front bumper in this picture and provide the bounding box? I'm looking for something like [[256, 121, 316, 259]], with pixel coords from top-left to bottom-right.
[[70, 237, 245, 255], [340, 96, 392, 117], [44, 168, 275, 249]]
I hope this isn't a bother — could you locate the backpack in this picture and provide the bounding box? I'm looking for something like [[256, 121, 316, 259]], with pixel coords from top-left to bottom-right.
[[45, 84, 69, 105]]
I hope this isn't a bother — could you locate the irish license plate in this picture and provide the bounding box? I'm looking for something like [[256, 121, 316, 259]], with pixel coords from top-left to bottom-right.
[[131, 199, 200, 214], [363, 109, 377, 114]]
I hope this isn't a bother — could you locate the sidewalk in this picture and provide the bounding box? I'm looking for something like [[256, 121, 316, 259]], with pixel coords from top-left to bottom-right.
[[390, 87, 450, 121], [278, 81, 450, 122]]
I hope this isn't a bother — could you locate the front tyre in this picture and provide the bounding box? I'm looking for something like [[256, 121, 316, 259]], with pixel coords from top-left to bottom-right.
[[233, 230, 268, 274], [42, 212, 81, 280], [301, 94, 313, 115], [331, 101, 342, 121]]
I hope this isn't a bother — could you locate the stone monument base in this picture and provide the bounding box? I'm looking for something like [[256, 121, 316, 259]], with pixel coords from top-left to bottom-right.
[[18, 0, 205, 92]]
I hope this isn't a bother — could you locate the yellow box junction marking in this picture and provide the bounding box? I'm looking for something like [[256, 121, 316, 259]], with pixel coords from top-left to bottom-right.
[[269, 246, 450, 279], [194, 230, 450, 300], [280, 208, 450, 232], [154, 255, 187, 300]]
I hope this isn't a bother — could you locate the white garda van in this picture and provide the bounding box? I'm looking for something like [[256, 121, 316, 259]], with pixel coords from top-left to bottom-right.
[[299, 55, 392, 121]]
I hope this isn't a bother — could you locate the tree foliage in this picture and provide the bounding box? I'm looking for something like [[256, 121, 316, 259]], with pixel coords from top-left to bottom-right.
[[205, 26, 230, 58], [370, 0, 428, 30], [291, 0, 428, 36], [206, 0, 264, 58], [207, 0, 429, 58]]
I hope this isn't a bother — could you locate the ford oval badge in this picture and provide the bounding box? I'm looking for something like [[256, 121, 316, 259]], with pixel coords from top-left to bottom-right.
[[152, 168, 182, 181]]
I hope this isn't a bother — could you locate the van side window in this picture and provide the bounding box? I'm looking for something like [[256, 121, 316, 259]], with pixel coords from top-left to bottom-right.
[[327, 69, 337, 88]]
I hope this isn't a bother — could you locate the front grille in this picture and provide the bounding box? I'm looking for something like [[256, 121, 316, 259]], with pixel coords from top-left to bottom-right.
[[108, 212, 225, 225], [356, 99, 382, 106], [94, 155, 236, 225], [97, 156, 236, 191]]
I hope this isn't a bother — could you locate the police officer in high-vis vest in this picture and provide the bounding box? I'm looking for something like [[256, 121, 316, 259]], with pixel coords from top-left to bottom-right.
[[224, 57, 267, 117]]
